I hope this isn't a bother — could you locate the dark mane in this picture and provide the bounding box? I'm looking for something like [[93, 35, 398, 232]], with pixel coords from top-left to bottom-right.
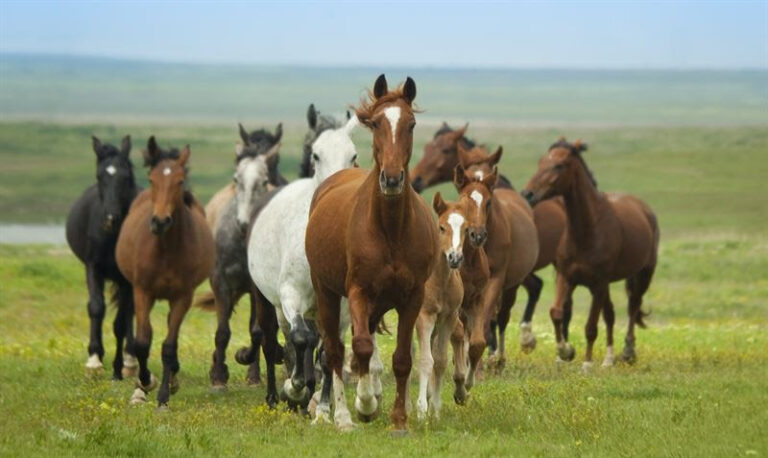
[[143, 146, 181, 168], [549, 139, 597, 188], [433, 124, 476, 149], [247, 129, 279, 146], [300, 113, 341, 178]]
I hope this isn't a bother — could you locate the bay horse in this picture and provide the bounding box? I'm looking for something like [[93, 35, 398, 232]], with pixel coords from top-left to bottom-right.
[[522, 138, 658, 369], [410, 123, 567, 356], [247, 114, 359, 411], [195, 142, 279, 390], [206, 122, 285, 230], [66, 135, 140, 379], [299, 103, 346, 178], [116, 136, 215, 408], [453, 159, 539, 387], [412, 192, 472, 420], [305, 75, 438, 432]]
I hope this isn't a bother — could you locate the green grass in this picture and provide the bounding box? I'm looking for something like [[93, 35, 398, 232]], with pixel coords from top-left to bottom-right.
[[0, 234, 766, 456]]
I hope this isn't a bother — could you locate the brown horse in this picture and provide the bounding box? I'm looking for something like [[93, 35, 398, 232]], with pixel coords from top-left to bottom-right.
[[412, 192, 472, 420], [456, 143, 566, 365], [453, 159, 539, 385], [116, 136, 215, 408], [305, 74, 438, 432], [522, 138, 659, 370], [411, 124, 567, 355]]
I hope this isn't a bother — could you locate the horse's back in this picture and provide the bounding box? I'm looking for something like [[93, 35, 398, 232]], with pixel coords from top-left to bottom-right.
[[609, 193, 658, 277], [532, 197, 566, 270], [494, 188, 539, 286], [65, 185, 98, 262], [206, 184, 235, 233]]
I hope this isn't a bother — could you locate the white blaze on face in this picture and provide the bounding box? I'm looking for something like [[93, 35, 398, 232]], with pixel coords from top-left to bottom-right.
[[447, 212, 465, 250], [163, 167, 171, 176], [470, 190, 483, 208], [383, 106, 401, 144], [105, 165, 117, 176], [474, 171, 484, 180]]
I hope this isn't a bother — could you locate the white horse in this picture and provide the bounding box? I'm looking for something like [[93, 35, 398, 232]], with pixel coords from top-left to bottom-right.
[[247, 115, 371, 419]]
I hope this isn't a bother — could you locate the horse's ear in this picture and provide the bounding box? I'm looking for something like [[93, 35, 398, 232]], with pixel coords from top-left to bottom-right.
[[264, 142, 280, 169], [346, 110, 351, 121], [307, 104, 317, 129], [178, 145, 191, 167], [451, 123, 468, 142], [235, 143, 244, 159], [403, 76, 416, 104], [92, 136, 103, 158], [482, 166, 498, 190], [432, 191, 447, 216], [373, 74, 388, 99], [238, 123, 250, 145], [489, 146, 503, 166], [573, 139, 588, 153], [120, 135, 131, 157], [274, 123, 283, 142], [344, 113, 359, 134], [453, 164, 467, 190], [457, 142, 471, 168], [144, 135, 158, 165]]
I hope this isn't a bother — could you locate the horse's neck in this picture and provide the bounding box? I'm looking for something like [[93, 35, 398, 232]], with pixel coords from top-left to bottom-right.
[[367, 165, 411, 241], [461, 238, 486, 272], [562, 165, 604, 246], [157, 203, 193, 251], [433, 253, 452, 287]]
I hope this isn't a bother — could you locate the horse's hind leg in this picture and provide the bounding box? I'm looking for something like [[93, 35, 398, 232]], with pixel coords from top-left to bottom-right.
[[112, 279, 136, 380], [622, 265, 655, 363], [85, 264, 106, 374], [583, 284, 608, 373], [157, 293, 192, 408], [520, 273, 542, 353], [450, 318, 468, 405], [253, 287, 278, 408], [430, 312, 454, 418], [235, 289, 263, 385], [130, 288, 157, 405], [492, 287, 518, 373], [415, 311, 436, 421], [210, 279, 235, 390], [551, 274, 576, 363]]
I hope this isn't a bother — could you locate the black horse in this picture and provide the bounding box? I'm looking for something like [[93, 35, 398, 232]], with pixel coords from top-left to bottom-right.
[[66, 135, 140, 380], [298, 104, 346, 178]]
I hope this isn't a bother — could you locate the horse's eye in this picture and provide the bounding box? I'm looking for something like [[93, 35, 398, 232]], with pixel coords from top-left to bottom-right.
[[554, 164, 565, 171], [409, 122, 416, 132], [178, 180, 184, 186], [486, 201, 491, 211], [312, 153, 320, 162], [439, 225, 445, 233], [371, 121, 379, 129]]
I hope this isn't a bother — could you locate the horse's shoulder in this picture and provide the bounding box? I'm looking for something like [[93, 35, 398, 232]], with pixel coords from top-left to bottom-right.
[[312, 168, 367, 209]]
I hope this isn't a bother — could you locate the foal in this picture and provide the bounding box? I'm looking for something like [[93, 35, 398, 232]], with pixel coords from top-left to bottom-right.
[[453, 161, 539, 386], [305, 75, 439, 432], [413, 192, 471, 420], [247, 114, 359, 410], [116, 137, 215, 407], [522, 138, 659, 369], [66, 135, 139, 379]]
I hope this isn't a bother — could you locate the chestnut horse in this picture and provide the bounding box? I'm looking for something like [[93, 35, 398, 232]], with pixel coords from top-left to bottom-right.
[[116, 136, 215, 408], [305, 75, 438, 432], [522, 138, 659, 370], [453, 160, 539, 386], [412, 192, 471, 420], [410, 124, 567, 356]]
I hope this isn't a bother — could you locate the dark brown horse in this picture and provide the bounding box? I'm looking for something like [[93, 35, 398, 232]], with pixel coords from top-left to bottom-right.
[[305, 74, 438, 432], [522, 138, 659, 370], [410, 124, 567, 356], [116, 136, 215, 408]]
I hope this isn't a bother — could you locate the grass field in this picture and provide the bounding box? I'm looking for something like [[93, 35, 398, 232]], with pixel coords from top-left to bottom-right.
[[1, 118, 767, 455]]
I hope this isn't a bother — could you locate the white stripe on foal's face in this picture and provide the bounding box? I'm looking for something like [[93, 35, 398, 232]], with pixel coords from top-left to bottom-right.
[[474, 171, 484, 180], [383, 106, 401, 144], [470, 190, 483, 208], [163, 167, 171, 176], [447, 212, 465, 250], [106, 165, 117, 176]]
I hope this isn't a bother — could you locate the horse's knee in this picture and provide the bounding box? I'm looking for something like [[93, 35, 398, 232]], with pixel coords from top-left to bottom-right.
[[392, 351, 412, 379], [161, 342, 179, 372], [215, 325, 231, 348], [584, 324, 598, 343], [468, 339, 485, 363], [88, 299, 106, 319], [550, 307, 563, 321], [352, 335, 374, 372], [134, 338, 150, 360]]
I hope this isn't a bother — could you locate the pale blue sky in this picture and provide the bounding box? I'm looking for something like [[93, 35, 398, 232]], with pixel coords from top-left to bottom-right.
[[1, 1, 766, 68]]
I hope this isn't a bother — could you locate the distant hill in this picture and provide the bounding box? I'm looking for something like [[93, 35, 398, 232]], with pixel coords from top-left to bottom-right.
[[1, 54, 766, 126]]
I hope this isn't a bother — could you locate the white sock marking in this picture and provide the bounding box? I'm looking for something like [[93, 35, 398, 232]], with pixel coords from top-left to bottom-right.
[[383, 106, 401, 144]]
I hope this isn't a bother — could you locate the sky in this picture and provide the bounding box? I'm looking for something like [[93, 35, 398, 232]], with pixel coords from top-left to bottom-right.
[[1, 1, 766, 69]]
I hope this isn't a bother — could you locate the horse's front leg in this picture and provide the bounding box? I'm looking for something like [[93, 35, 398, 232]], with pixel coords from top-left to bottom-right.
[[551, 274, 576, 363], [85, 264, 106, 374], [450, 317, 468, 405], [157, 293, 192, 408], [129, 288, 156, 405], [112, 279, 136, 380], [468, 276, 502, 389], [414, 311, 436, 421], [390, 288, 424, 432], [347, 286, 379, 422]]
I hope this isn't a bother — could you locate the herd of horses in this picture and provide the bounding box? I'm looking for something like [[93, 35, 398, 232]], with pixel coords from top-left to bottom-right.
[[65, 74, 659, 431]]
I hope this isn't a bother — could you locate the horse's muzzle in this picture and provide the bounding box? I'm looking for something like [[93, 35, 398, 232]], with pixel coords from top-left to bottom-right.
[[379, 170, 405, 196], [150, 215, 172, 235], [447, 250, 464, 269], [468, 227, 488, 247], [102, 214, 117, 232]]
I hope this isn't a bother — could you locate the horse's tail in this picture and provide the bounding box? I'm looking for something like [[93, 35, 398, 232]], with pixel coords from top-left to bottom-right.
[[192, 291, 217, 312], [376, 320, 391, 335]]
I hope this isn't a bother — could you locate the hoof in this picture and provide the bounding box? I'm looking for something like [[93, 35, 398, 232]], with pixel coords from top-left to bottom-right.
[[307, 391, 320, 418], [235, 347, 254, 365], [620, 346, 637, 364], [121, 365, 138, 378], [130, 387, 147, 405], [136, 374, 158, 392], [602, 355, 615, 368], [390, 429, 409, 437], [355, 396, 380, 423], [155, 403, 170, 413], [454, 390, 468, 406], [312, 405, 332, 425], [519, 322, 537, 353], [557, 342, 576, 361], [85, 354, 104, 376], [582, 361, 594, 374], [169, 375, 180, 395], [337, 421, 356, 432], [266, 394, 279, 409], [209, 384, 228, 394], [246, 375, 261, 386]]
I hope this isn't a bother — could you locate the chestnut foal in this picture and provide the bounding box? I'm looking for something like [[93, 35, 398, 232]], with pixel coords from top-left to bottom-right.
[[305, 75, 438, 432], [522, 138, 659, 369], [116, 137, 215, 407]]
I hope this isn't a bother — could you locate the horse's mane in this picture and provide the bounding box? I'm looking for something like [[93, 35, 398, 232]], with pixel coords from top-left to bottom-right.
[[549, 138, 597, 188], [434, 124, 476, 149], [355, 84, 420, 123], [143, 145, 194, 206], [300, 114, 341, 178], [248, 129, 279, 145]]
